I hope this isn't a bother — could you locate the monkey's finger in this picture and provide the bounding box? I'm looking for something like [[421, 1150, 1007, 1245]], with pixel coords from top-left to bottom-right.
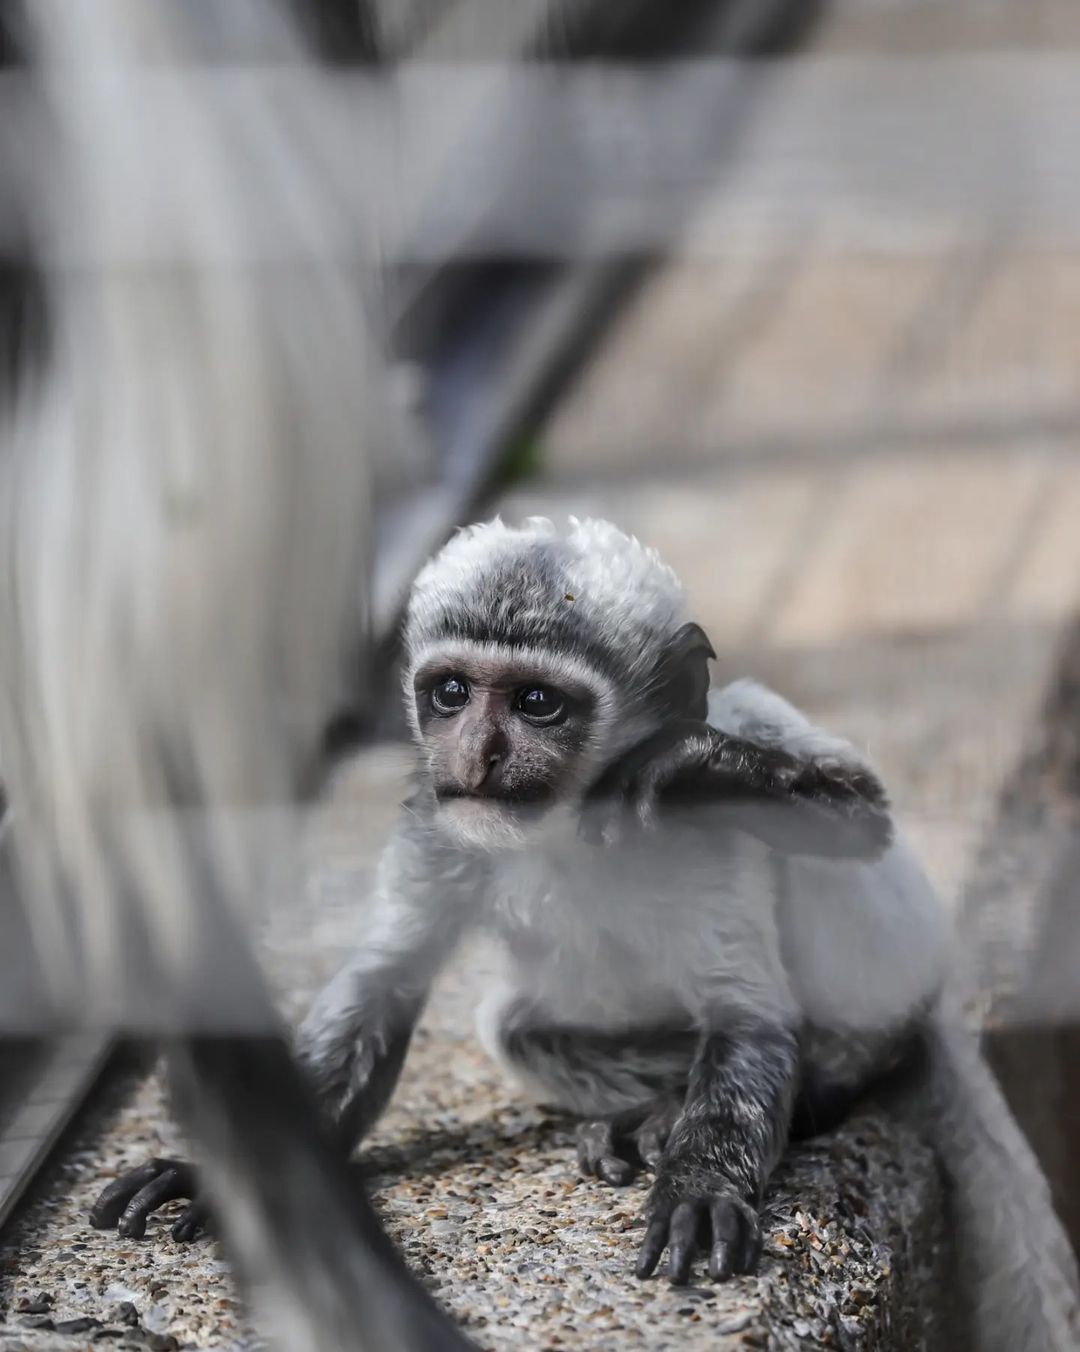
[[171, 1199, 211, 1243], [666, 1200, 700, 1285], [633, 1098, 680, 1170], [708, 1198, 743, 1279], [709, 1198, 762, 1278], [635, 1214, 672, 1279], [850, 771, 889, 810], [118, 1166, 197, 1239], [635, 1123, 667, 1171], [742, 1214, 764, 1274], [591, 1108, 648, 1183], [89, 1159, 175, 1228], [808, 761, 889, 812], [576, 1120, 616, 1177]]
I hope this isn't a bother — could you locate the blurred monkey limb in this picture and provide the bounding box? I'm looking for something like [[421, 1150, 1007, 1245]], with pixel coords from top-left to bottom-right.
[[0, 2, 469, 1349]]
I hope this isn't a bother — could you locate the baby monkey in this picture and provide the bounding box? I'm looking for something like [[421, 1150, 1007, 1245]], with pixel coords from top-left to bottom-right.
[[94, 516, 927, 1282]]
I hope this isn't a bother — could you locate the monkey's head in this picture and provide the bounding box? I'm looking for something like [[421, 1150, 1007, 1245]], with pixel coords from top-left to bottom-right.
[[403, 517, 714, 851]]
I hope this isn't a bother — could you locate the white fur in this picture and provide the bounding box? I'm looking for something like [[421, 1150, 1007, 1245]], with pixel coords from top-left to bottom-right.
[[479, 816, 797, 1052], [408, 516, 687, 639], [471, 803, 948, 1112], [405, 515, 690, 697], [433, 798, 533, 853]]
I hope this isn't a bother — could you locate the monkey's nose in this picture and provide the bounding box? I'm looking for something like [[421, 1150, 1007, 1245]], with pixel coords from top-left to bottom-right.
[[476, 751, 502, 790], [458, 748, 501, 793]]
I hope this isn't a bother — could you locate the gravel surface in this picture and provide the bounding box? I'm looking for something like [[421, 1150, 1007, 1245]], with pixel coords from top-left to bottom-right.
[[0, 1045, 948, 1352]]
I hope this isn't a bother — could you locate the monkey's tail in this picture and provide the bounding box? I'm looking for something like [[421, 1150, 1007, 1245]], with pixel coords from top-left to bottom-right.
[[920, 1009, 1080, 1352]]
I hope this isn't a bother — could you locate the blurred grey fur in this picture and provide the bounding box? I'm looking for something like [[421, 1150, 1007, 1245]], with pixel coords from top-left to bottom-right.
[[0, 1, 466, 1349]]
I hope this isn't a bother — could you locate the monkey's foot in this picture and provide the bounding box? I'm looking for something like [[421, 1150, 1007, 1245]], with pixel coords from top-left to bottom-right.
[[89, 1157, 208, 1242], [576, 1097, 682, 1187], [636, 1172, 761, 1285]]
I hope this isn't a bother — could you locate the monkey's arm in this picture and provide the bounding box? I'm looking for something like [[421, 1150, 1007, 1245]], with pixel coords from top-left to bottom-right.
[[295, 869, 466, 1152], [585, 682, 891, 860], [91, 820, 473, 1239], [636, 1019, 799, 1285]]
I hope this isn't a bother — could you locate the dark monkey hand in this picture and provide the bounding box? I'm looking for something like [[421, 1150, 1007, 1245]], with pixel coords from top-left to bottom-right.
[[635, 1157, 762, 1286], [90, 1158, 209, 1242]]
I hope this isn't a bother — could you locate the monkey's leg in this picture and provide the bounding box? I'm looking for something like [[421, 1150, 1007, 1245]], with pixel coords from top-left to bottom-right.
[[637, 1019, 799, 1286], [791, 1021, 924, 1140]]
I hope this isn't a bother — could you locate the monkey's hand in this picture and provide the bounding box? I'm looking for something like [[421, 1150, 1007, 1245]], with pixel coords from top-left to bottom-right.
[[89, 1158, 210, 1242], [581, 720, 892, 860], [636, 1158, 762, 1286]]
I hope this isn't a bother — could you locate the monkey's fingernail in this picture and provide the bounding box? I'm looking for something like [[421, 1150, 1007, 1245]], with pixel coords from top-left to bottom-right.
[[709, 1241, 733, 1280], [598, 1157, 633, 1186], [118, 1214, 147, 1240], [667, 1244, 693, 1285]]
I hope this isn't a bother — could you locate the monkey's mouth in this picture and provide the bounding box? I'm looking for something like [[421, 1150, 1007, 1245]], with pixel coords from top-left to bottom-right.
[[436, 783, 554, 811], [434, 784, 556, 851]]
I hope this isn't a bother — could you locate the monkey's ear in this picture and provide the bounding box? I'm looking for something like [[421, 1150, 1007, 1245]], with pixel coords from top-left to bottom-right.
[[653, 622, 716, 721]]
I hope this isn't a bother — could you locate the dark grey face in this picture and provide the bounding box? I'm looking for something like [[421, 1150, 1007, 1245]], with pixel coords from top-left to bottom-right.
[[413, 653, 598, 847]]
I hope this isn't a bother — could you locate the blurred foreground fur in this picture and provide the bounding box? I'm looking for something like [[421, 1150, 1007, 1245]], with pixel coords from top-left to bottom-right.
[[0, 1, 468, 1348]]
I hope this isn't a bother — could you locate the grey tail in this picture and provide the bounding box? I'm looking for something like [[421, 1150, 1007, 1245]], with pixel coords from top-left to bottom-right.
[[922, 1011, 1080, 1352]]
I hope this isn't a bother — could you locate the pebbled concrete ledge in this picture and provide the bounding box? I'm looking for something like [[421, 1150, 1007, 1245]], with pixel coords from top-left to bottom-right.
[[0, 993, 950, 1352]]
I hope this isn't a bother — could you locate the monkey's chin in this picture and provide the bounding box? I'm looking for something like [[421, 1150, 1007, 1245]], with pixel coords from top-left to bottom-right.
[[435, 799, 547, 853]]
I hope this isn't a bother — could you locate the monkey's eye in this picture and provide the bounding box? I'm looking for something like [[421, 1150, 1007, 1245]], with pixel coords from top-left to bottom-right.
[[431, 677, 470, 715], [515, 685, 566, 725]]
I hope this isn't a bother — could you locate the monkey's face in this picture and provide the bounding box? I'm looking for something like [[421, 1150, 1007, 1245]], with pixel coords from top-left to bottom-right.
[[412, 653, 600, 851]]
